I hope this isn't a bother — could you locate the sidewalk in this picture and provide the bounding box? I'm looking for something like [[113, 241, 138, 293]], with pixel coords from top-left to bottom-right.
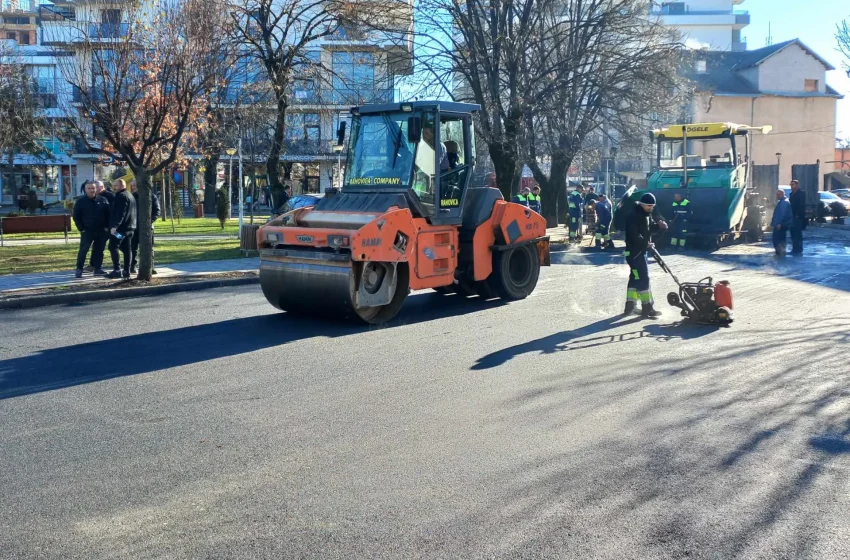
[[1, 227, 568, 294], [0, 257, 259, 293], [1, 234, 234, 247]]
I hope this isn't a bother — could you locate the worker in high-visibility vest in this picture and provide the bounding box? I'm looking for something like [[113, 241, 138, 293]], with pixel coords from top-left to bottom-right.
[[567, 186, 584, 241], [595, 194, 613, 250], [669, 193, 692, 250], [512, 186, 531, 206], [527, 186, 542, 214]]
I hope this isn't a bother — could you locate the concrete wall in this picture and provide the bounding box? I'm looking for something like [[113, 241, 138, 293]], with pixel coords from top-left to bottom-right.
[[836, 148, 850, 171], [674, 25, 734, 50], [758, 43, 826, 93], [693, 92, 836, 186]]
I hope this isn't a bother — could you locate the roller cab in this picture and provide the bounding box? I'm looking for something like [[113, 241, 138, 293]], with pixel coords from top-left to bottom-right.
[[258, 101, 549, 324]]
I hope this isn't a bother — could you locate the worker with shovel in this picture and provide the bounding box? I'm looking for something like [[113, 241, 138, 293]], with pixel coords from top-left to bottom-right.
[[624, 192, 667, 318]]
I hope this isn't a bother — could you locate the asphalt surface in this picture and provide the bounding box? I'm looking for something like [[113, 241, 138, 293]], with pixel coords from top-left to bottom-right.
[[2, 238, 849, 559]]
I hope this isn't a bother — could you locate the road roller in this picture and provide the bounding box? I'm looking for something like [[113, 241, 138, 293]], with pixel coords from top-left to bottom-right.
[[256, 101, 550, 324]]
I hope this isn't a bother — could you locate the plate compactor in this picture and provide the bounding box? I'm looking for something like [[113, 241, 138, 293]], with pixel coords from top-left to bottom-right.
[[650, 248, 734, 325], [256, 101, 550, 324]]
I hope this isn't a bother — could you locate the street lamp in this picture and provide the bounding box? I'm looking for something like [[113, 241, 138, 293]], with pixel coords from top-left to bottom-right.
[[225, 147, 236, 216]]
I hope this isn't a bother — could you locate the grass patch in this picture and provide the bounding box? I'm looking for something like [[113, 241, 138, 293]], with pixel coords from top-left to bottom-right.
[[1, 216, 269, 240], [0, 238, 242, 275]]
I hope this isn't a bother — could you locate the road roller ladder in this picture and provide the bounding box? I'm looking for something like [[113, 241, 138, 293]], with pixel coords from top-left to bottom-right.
[[257, 101, 551, 324]]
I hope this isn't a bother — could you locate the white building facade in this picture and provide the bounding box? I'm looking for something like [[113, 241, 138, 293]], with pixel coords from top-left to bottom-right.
[[652, 0, 750, 51]]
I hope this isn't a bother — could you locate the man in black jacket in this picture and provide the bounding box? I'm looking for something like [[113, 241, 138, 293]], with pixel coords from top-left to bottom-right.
[[107, 179, 137, 279], [95, 180, 115, 204], [788, 179, 806, 255], [73, 181, 111, 278], [129, 179, 161, 274], [624, 192, 667, 318]]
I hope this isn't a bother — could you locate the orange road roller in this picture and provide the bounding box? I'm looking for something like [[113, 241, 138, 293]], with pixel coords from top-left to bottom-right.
[[257, 101, 550, 323]]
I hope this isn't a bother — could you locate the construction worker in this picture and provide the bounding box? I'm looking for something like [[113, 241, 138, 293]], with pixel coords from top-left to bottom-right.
[[528, 186, 542, 214], [595, 194, 613, 250], [512, 186, 531, 206], [624, 192, 667, 318], [585, 197, 597, 238], [567, 185, 584, 242], [669, 192, 691, 250]]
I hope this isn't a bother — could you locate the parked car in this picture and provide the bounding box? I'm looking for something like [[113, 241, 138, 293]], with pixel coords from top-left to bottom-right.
[[832, 188, 850, 200], [267, 193, 324, 223], [818, 191, 849, 209]]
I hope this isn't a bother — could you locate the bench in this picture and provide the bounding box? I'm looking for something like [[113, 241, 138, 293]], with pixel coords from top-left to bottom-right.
[[0, 214, 72, 246]]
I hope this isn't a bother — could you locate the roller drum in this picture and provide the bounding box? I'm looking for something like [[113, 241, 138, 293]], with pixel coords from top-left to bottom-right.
[[259, 250, 409, 324]]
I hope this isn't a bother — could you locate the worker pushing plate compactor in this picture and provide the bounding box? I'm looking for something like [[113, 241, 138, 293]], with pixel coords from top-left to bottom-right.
[[256, 101, 550, 324]]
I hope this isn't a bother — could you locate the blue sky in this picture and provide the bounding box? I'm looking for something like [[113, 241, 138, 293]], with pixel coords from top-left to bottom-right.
[[741, 0, 850, 139]]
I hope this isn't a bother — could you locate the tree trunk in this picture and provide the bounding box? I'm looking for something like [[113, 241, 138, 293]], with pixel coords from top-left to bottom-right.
[[203, 153, 219, 214], [550, 156, 570, 227], [488, 141, 520, 200], [266, 101, 288, 191], [529, 153, 571, 228], [134, 168, 154, 282]]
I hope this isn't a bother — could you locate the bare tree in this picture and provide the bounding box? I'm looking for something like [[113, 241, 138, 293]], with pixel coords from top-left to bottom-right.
[[0, 44, 50, 167], [52, 0, 236, 280], [522, 0, 686, 225], [414, 0, 547, 199], [228, 0, 340, 207], [839, 19, 850, 78]]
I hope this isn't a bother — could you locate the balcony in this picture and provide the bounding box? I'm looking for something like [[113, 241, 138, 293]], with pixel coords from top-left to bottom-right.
[[283, 139, 331, 156], [291, 87, 395, 106], [650, 8, 750, 28]]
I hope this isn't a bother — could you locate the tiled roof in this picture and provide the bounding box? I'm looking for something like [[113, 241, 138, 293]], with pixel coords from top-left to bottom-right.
[[688, 39, 841, 97]]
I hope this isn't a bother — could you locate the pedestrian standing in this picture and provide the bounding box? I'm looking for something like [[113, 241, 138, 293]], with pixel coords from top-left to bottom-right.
[[624, 192, 667, 318], [95, 180, 115, 205], [771, 189, 793, 257], [73, 182, 110, 278], [130, 179, 161, 275], [107, 179, 137, 279], [788, 180, 806, 255]]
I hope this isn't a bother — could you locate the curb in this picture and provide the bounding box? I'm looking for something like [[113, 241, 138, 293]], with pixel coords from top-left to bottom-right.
[[0, 276, 259, 311]]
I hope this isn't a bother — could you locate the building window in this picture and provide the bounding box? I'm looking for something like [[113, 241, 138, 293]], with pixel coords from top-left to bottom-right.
[[332, 51, 375, 102], [804, 79, 819, 92], [695, 60, 707, 74], [27, 65, 57, 108], [286, 113, 321, 145]]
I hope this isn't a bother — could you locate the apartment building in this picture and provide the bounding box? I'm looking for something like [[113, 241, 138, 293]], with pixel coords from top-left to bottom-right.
[[0, 0, 80, 207], [652, 0, 750, 51], [0, 0, 414, 207]]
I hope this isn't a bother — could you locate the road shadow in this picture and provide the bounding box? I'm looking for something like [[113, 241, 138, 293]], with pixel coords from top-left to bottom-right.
[[470, 314, 722, 371], [0, 314, 356, 400], [473, 318, 850, 556], [0, 290, 508, 400]]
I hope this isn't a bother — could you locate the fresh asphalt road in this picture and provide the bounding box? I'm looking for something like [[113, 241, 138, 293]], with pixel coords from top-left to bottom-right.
[[2, 239, 849, 559]]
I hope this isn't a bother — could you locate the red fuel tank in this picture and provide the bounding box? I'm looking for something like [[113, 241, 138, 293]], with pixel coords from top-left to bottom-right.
[[714, 280, 733, 310]]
